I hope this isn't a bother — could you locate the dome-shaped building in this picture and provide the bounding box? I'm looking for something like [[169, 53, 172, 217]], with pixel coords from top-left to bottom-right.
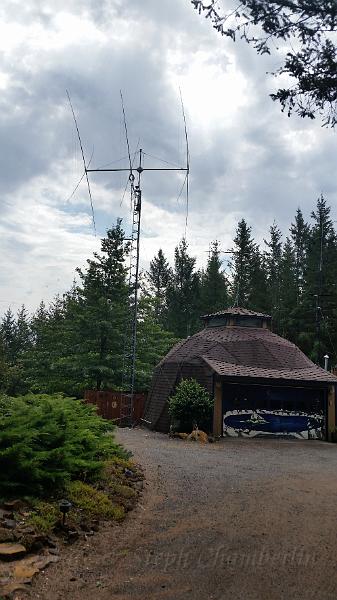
[[143, 307, 337, 440]]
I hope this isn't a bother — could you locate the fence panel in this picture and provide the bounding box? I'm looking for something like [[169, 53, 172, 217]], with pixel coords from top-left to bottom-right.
[[84, 390, 146, 422]]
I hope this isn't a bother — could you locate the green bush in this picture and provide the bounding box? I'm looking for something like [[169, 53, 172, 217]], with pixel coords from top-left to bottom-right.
[[0, 393, 126, 496], [168, 378, 213, 433]]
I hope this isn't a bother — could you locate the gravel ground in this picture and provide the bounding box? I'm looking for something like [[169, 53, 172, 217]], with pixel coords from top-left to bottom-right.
[[29, 428, 337, 600]]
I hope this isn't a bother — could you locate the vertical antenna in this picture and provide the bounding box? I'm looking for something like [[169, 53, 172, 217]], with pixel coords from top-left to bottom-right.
[[66, 90, 97, 235]]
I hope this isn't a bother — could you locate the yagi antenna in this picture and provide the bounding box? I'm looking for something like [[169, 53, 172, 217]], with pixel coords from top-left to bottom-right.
[[66, 90, 97, 235], [82, 91, 190, 426]]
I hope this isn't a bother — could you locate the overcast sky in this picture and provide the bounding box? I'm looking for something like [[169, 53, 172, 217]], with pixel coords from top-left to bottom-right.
[[1, 0, 337, 315]]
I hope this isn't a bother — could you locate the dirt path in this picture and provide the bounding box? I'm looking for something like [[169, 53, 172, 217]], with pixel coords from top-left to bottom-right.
[[29, 428, 337, 600]]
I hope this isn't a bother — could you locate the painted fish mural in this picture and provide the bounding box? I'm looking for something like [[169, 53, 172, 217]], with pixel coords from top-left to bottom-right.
[[224, 411, 323, 435]]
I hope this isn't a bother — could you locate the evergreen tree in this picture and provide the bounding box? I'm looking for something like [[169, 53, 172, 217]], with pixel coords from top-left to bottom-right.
[[1, 308, 17, 365], [278, 238, 298, 338], [230, 219, 256, 307], [301, 196, 337, 364], [264, 222, 283, 326], [16, 305, 32, 356], [249, 248, 269, 313], [135, 297, 178, 390], [73, 222, 130, 390], [200, 241, 228, 314], [166, 239, 200, 337], [290, 208, 310, 303], [146, 249, 172, 324]]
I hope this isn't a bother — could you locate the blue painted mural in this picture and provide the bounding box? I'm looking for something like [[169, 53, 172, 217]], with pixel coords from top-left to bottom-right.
[[223, 410, 324, 438], [222, 384, 325, 439]]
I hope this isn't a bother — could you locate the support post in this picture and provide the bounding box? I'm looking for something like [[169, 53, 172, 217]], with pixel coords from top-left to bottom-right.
[[327, 385, 335, 441], [213, 379, 222, 437]]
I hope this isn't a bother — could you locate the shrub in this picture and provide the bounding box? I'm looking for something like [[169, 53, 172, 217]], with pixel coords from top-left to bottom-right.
[[0, 393, 126, 496], [168, 378, 213, 433]]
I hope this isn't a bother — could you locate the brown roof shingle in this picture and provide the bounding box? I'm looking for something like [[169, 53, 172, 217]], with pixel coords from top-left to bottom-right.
[[161, 325, 337, 384]]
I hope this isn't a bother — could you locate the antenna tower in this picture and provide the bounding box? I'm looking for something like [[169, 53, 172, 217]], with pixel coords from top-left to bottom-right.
[[70, 91, 190, 425]]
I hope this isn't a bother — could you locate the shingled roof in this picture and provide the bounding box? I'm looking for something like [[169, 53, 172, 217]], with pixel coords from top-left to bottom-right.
[[201, 307, 272, 320], [160, 325, 337, 383]]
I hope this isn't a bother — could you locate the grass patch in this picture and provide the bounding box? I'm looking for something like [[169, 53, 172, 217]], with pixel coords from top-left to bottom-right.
[[111, 483, 137, 499], [67, 481, 125, 521], [27, 500, 59, 535]]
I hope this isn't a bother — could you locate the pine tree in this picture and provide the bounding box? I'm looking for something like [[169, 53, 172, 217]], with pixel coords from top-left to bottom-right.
[[73, 222, 130, 390], [290, 208, 310, 303], [166, 239, 200, 337], [279, 238, 298, 338], [200, 241, 228, 314], [264, 222, 283, 327], [230, 219, 256, 307], [135, 297, 178, 390], [16, 305, 32, 356], [302, 195, 337, 364], [146, 249, 172, 324], [1, 308, 17, 364], [249, 248, 269, 313]]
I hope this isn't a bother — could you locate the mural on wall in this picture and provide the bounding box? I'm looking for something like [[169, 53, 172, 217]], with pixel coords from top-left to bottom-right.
[[223, 410, 324, 439], [222, 385, 325, 439]]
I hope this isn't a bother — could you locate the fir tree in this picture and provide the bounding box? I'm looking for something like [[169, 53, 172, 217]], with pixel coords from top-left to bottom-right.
[[230, 219, 256, 307], [200, 241, 228, 314], [264, 222, 283, 326], [166, 239, 200, 337], [146, 249, 172, 324], [1, 308, 17, 365], [290, 208, 310, 303]]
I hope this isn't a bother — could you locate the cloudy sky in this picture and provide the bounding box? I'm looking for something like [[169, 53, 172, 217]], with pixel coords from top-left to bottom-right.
[[1, 0, 337, 315]]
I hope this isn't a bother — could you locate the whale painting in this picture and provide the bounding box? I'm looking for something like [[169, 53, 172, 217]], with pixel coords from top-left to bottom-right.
[[223, 410, 324, 438]]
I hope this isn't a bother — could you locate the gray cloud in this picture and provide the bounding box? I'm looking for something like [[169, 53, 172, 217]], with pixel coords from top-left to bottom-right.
[[1, 0, 337, 313]]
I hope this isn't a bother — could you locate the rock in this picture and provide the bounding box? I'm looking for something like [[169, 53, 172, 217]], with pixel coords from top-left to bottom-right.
[[133, 480, 144, 491], [0, 508, 12, 520], [0, 527, 14, 543], [13, 560, 40, 581], [45, 536, 57, 549], [0, 543, 26, 561], [0, 582, 28, 596], [48, 548, 59, 556], [3, 500, 27, 513], [2, 519, 17, 530]]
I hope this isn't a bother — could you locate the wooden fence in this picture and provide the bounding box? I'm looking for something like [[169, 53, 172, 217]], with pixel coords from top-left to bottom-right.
[[84, 390, 146, 422]]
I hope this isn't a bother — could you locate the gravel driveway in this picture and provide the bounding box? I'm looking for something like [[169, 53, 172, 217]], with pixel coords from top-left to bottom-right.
[[31, 428, 337, 600]]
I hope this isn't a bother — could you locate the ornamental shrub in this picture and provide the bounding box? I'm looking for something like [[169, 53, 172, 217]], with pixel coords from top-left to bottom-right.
[[0, 393, 126, 496], [168, 378, 213, 433]]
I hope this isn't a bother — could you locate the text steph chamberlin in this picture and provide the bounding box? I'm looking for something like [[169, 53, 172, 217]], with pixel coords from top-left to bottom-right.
[[141, 546, 317, 572]]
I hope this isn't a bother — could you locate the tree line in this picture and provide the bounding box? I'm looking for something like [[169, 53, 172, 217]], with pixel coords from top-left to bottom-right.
[[1, 195, 336, 396]]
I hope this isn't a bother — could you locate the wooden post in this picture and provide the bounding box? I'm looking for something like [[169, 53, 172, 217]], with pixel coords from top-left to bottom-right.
[[213, 380, 222, 437], [327, 385, 336, 441]]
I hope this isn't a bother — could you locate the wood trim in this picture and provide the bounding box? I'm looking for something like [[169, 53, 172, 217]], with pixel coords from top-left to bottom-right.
[[327, 385, 335, 441], [213, 380, 222, 437]]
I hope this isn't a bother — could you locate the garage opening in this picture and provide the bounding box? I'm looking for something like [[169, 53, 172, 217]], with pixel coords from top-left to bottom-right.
[[222, 383, 326, 439]]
